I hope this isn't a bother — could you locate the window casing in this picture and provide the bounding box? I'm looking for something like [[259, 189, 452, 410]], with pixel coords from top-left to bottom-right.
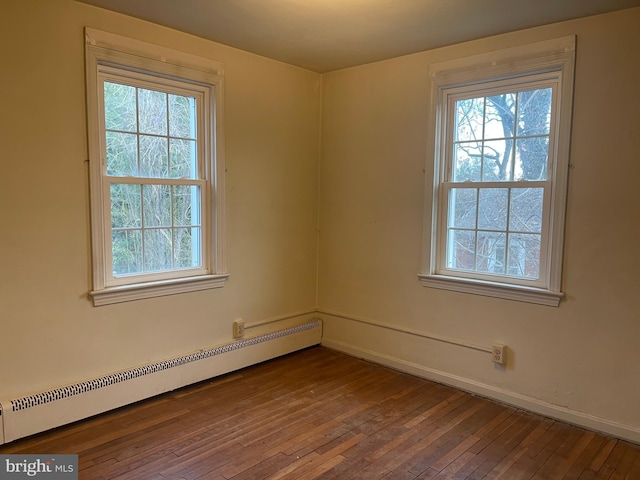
[[85, 29, 227, 305], [419, 37, 575, 306]]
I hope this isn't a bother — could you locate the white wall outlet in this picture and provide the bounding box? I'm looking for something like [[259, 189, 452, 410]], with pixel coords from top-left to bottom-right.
[[492, 344, 507, 365], [233, 320, 245, 339]]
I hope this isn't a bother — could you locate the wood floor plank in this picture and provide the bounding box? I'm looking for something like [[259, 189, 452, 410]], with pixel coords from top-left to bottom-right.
[[314, 456, 372, 479], [1, 347, 638, 480], [366, 393, 472, 463], [596, 438, 628, 478], [412, 400, 509, 473], [275, 433, 365, 480], [225, 452, 296, 480], [625, 453, 640, 479], [555, 431, 599, 480], [609, 442, 640, 480], [382, 469, 419, 479], [497, 420, 574, 479], [457, 413, 541, 479], [430, 451, 477, 479], [590, 437, 618, 472], [528, 428, 589, 479], [480, 415, 554, 479]]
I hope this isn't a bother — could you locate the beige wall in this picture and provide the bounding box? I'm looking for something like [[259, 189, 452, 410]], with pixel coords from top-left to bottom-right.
[[318, 8, 640, 438], [0, 0, 321, 400], [2, 0, 639, 441]]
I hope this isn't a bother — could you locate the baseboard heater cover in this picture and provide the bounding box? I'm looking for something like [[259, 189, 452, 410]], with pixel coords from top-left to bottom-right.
[[0, 319, 321, 444]]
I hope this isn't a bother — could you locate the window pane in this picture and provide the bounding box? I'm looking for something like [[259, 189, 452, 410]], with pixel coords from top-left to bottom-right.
[[518, 88, 551, 136], [104, 82, 137, 132], [515, 136, 548, 181], [478, 188, 508, 231], [140, 135, 169, 178], [106, 131, 138, 176], [144, 228, 172, 272], [476, 231, 506, 274], [482, 139, 514, 181], [169, 139, 197, 179], [173, 185, 200, 227], [449, 188, 477, 229], [174, 227, 201, 268], [485, 94, 515, 140], [509, 188, 543, 233], [507, 233, 541, 279], [169, 94, 196, 139], [453, 142, 481, 182], [143, 185, 171, 227], [455, 97, 484, 142], [447, 229, 476, 270], [112, 229, 142, 275], [138, 88, 167, 135], [110, 184, 141, 228]]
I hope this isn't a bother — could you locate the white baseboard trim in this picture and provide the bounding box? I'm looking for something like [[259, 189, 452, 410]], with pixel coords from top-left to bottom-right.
[[322, 338, 640, 445]]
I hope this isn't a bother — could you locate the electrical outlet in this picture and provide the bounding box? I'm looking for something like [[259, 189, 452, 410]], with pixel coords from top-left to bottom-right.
[[492, 344, 506, 365], [233, 320, 245, 339]]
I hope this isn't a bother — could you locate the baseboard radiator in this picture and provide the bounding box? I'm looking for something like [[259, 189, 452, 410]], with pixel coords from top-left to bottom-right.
[[0, 319, 322, 444]]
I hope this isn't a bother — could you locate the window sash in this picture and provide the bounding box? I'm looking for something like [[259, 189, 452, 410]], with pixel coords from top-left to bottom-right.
[[103, 177, 208, 287], [97, 68, 206, 181], [441, 75, 560, 184], [437, 180, 552, 287]]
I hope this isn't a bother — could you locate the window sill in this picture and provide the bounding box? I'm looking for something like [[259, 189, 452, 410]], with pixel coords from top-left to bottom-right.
[[90, 274, 229, 306], [417, 274, 563, 307]]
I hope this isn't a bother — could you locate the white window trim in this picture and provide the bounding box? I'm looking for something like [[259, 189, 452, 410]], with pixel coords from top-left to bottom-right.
[[419, 36, 576, 307], [85, 28, 228, 306]]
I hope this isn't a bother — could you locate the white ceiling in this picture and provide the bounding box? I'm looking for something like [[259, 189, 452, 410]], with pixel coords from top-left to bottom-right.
[[76, 0, 640, 72]]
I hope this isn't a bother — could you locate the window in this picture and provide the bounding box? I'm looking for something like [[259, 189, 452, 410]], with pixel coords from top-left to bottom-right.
[[85, 29, 227, 305], [419, 37, 575, 306]]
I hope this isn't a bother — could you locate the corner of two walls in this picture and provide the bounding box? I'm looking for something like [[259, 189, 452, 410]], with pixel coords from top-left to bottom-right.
[[315, 8, 640, 445]]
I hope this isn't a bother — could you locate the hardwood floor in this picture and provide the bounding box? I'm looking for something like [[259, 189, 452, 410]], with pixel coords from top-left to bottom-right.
[[2, 346, 639, 479]]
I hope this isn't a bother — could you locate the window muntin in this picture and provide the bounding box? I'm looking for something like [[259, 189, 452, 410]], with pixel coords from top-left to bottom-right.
[[441, 84, 554, 285]]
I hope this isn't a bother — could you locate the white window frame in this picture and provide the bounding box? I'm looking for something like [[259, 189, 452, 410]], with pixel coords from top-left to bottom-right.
[[85, 28, 228, 306], [419, 37, 575, 307]]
